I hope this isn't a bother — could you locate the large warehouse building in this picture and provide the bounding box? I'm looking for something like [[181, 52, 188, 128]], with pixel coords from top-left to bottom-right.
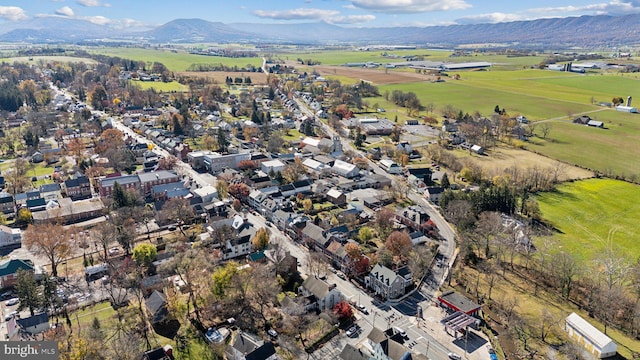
[[565, 312, 617, 359]]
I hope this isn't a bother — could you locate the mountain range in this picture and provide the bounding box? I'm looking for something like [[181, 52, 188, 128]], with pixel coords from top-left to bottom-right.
[[1, 14, 639, 47]]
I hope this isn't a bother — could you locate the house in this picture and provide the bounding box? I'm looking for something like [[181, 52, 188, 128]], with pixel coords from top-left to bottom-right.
[[226, 331, 279, 360], [152, 181, 186, 201], [202, 152, 252, 174], [303, 158, 328, 174], [379, 159, 402, 174], [301, 222, 332, 250], [424, 187, 445, 204], [437, 290, 482, 316], [99, 175, 140, 197], [0, 259, 34, 289], [139, 171, 181, 196], [395, 206, 431, 233], [565, 312, 617, 359], [365, 264, 412, 300], [365, 327, 425, 360], [16, 313, 49, 336], [248, 190, 268, 210], [396, 142, 413, 154], [31, 151, 44, 163], [0, 225, 21, 248], [0, 192, 15, 215], [261, 159, 286, 174], [191, 186, 218, 205], [222, 215, 256, 260], [31, 197, 105, 225], [39, 183, 61, 201], [332, 160, 360, 178], [62, 176, 92, 199], [26, 198, 47, 212], [143, 346, 174, 360], [299, 276, 341, 312], [406, 167, 433, 185], [145, 290, 169, 325], [327, 188, 346, 206]]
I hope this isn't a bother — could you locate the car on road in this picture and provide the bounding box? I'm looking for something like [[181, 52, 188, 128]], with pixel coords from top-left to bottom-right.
[[357, 304, 368, 314], [345, 326, 359, 337], [448, 352, 462, 360], [5, 297, 19, 306], [0, 291, 14, 300], [336, 272, 346, 280]]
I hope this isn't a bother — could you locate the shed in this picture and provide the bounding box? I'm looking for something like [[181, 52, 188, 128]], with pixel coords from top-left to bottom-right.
[[587, 120, 604, 128], [565, 312, 617, 359], [470, 144, 484, 155]]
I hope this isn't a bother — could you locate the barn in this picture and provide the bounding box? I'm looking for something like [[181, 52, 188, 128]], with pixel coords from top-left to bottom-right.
[[565, 312, 617, 359]]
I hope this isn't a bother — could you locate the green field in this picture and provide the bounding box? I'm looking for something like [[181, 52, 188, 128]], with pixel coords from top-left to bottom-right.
[[536, 179, 640, 262], [0, 56, 97, 65], [526, 110, 640, 180], [129, 80, 188, 92], [90, 47, 262, 72], [377, 80, 597, 120]]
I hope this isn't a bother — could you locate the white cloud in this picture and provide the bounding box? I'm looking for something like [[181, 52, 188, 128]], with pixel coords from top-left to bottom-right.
[[0, 6, 27, 21], [77, 0, 106, 7], [456, 12, 524, 25], [456, 1, 640, 25], [328, 14, 376, 24], [343, 4, 357, 10], [350, 0, 471, 13], [253, 8, 340, 20], [84, 15, 111, 25], [55, 6, 75, 17]]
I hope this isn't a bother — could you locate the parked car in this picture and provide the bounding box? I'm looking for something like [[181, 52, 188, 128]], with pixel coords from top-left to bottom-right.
[[5, 310, 18, 321], [346, 326, 358, 337], [336, 272, 346, 280], [5, 298, 19, 306], [108, 247, 121, 256], [357, 304, 368, 314], [0, 291, 14, 300], [448, 352, 462, 360], [267, 329, 278, 338]]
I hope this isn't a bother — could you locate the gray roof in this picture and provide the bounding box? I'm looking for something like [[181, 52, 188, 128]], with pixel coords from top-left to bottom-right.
[[302, 276, 331, 300], [100, 175, 140, 187], [39, 183, 60, 193], [340, 344, 370, 360], [138, 170, 179, 183]]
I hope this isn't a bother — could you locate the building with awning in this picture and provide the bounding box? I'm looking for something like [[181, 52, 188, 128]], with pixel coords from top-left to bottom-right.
[[437, 290, 481, 316]]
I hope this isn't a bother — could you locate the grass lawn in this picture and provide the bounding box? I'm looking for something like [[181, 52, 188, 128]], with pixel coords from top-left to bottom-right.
[[129, 80, 188, 92], [90, 48, 262, 72], [535, 178, 640, 262], [282, 128, 304, 141]]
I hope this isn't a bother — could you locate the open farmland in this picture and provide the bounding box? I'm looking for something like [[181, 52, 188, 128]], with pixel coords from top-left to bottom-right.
[[311, 64, 438, 85], [90, 47, 262, 72], [452, 146, 593, 181], [129, 80, 188, 92], [535, 178, 640, 263], [526, 110, 640, 180]]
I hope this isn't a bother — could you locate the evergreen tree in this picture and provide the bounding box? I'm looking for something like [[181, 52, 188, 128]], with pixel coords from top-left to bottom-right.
[[172, 114, 184, 135], [16, 269, 40, 316], [441, 173, 450, 189], [268, 87, 275, 100], [217, 127, 229, 153], [112, 182, 129, 209]]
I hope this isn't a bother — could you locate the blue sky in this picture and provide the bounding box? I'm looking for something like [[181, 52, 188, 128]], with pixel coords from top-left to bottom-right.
[[1, 0, 640, 28]]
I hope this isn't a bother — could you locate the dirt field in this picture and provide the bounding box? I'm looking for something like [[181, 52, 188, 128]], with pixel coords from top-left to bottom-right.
[[456, 146, 594, 181], [176, 71, 269, 85]]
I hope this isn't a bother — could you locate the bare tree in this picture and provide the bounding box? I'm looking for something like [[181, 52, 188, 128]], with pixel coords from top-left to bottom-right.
[[539, 309, 559, 343], [539, 122, 552, 139], [23, 223, 72, 278], [552, 251, 580, 299]]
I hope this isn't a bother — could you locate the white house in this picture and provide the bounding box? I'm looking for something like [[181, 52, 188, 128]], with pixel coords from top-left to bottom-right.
[[565, 312, 617, 359], [261, 159, 286, 174], [191, 186, 218, 204], [299, 276, 341, 312], [0, 225, 21, 248], [332, 160, 360, 178]]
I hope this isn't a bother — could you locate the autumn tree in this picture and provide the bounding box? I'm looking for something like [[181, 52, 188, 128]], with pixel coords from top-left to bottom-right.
[[375, 207, 395, 239], [23, 223, 71, 278], [358, 226, 374, 243], [333, 301, 354, 321], [132, 243, 157, 267], [161, 197, 195, 228], [157, 155, 178, 170], [252, 227, 270, 250], [302, 198, 313, 213], [228, 182, 250, 201], [282, 158, 307, 184], [385, 231, 412, 262], [216, 179, 229, 199]]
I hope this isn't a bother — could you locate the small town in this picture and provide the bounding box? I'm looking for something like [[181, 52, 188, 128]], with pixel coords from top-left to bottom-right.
[[0, 3, 640, 360]]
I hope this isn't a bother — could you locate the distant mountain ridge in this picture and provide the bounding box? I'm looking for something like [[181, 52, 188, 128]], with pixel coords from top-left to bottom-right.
[[1, 14, 639, 47]]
